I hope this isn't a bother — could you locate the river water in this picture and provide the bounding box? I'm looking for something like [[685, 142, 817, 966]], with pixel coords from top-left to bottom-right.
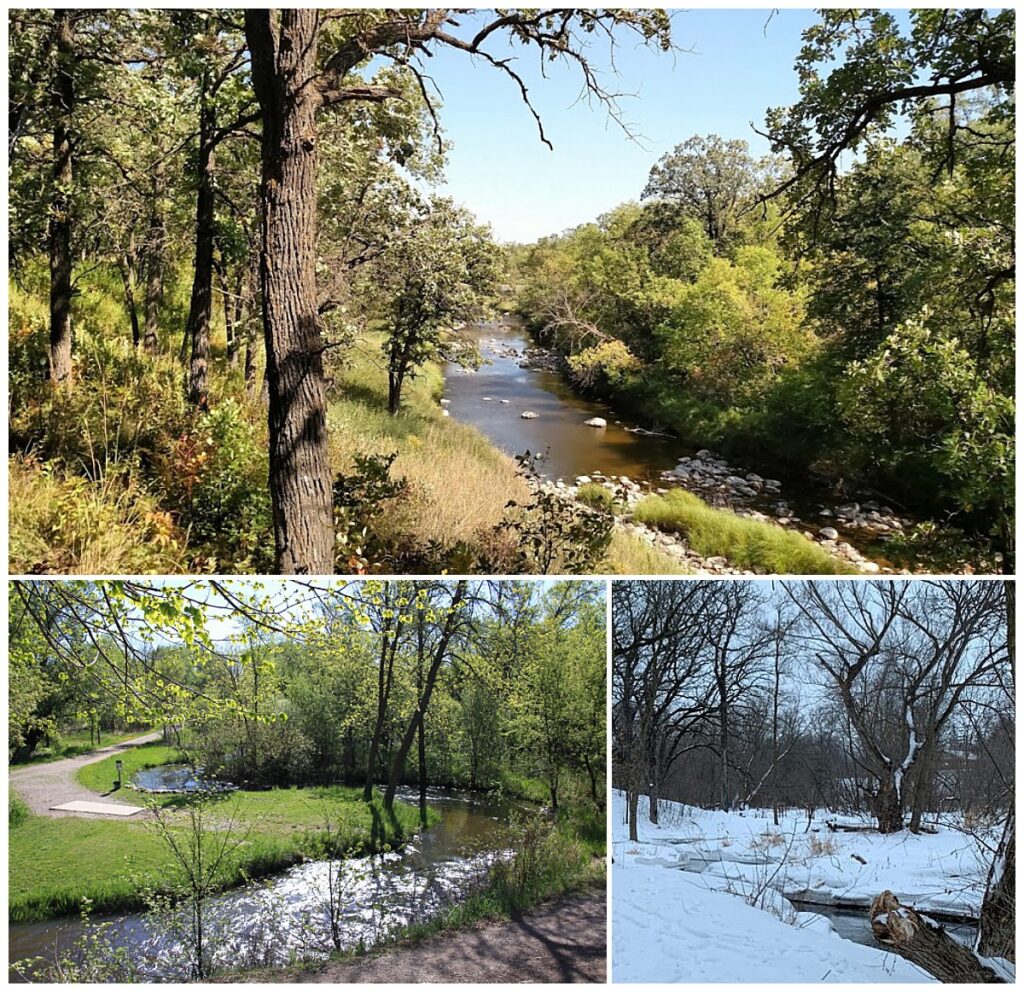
[[10, 788, 524, 982], [443, 319, 680, 483]]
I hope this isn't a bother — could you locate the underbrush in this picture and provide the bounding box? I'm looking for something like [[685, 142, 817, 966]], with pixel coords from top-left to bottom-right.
[[633, 488, 856, 574]]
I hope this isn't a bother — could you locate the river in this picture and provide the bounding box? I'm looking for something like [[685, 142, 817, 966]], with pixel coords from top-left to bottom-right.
[[9, 788, 526, 982], [443, 319, 680, 483]]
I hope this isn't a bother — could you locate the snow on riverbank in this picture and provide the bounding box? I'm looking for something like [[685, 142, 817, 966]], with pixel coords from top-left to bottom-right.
[[611, 791, 997, 983], [613, 861, 932, 983], [612, 792, 991, 918]]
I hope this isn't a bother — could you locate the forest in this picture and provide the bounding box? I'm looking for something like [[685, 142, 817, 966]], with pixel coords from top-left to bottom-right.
[[8, 9, 1014, 576], [611, 578, 1014, 983], [8, 578, 606, 982]]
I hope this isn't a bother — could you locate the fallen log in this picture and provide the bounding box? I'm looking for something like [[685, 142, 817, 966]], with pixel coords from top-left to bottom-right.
[[869, 891, 1004, 983]]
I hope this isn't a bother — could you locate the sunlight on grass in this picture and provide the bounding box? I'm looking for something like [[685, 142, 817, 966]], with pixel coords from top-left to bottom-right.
[[633, 488, 856, 574]]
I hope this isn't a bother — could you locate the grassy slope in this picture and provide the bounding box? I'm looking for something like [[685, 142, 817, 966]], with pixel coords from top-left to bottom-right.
[[633, 488, 856, 574], [12, 744, 433, 923]]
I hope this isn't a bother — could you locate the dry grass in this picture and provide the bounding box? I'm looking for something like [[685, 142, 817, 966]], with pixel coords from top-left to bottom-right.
[[327, 336, 530, 549], [808, 835, 839, 857], [9, 456, 187, 575]]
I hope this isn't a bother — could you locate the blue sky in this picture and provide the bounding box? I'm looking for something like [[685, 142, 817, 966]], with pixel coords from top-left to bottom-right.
[[419, 9, 822, 242]]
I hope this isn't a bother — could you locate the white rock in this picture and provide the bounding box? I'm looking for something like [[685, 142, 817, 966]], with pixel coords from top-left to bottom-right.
[[482, 396, 493, 401], [442, 409, 450, 417], [818, 526, 839, 541], [576, 476, 592, 486], [500, 399, 510, 404], [521, 411, 539, 419], [584, 417, 607, 428], [440, 399, 451, 406]]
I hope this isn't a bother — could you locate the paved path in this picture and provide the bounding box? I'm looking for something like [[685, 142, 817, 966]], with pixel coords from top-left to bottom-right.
[[8, 731, 162, 818], [237, 889, 607, 984]]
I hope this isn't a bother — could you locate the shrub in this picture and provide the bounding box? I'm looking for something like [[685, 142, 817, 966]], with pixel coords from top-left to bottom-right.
[[576, 482, 616, 510], [9, 792, 29, 828], [332, 451, 410, 573]]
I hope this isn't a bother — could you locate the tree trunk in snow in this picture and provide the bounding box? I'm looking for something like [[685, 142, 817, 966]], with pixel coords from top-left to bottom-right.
[[246, 10, 334, 574], [48, 9, 75, 384], [870, 778, 904, 833], [870, 891, 1005, 982], [627, 787, 639, 843]]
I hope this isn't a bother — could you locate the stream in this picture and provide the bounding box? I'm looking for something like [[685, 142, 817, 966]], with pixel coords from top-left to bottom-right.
[[444, 320, 909, 569], [9, 787, 526, 982], [670, 854, 978, 953]]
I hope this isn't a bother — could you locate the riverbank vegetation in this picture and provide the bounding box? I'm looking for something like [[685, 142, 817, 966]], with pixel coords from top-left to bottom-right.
[[612, 579, 1015, 979], [9, 578, 607, 980], [515, 10, 1015, 571]]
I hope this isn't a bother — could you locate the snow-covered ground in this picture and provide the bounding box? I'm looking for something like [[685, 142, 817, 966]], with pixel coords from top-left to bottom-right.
[[611, 791, 1001, 983]]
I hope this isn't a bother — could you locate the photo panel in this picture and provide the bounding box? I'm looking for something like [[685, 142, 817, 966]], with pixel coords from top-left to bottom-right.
[[8, 577, 608, 983], [610, 577, 1014, 984]]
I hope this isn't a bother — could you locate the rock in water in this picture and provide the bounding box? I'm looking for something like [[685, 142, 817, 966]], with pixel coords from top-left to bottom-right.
[[818, 526, 839, 541], [584, 417, 607, 428], [521, 411, 539, 419], [440, 398, 451, 406]]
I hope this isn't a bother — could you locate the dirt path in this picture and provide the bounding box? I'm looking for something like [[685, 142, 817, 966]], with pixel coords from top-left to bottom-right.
[[235, 889, 607, 984], [8, 731, 162, 818]]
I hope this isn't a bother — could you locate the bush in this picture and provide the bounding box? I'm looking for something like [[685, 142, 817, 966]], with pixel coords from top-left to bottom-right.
[[332, 451, 410, 573], [9, 792, 30, 828], [156, 399, 273, 571], [633, 488, 855, 574]]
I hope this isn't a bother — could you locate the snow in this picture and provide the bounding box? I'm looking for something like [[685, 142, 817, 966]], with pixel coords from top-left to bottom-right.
[[611, 791, 1002, 983]]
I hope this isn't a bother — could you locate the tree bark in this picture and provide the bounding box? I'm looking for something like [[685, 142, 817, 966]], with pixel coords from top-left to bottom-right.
[[870, 891, 1004, 982], [118, 250, 141, 348], [978, 817, 1015, 962], [143, 153, 166, 354], [48, 9, 74, 384], [185, 72, 216, 409], [245, 9, 334, 574], [383, 581, 467, 810]]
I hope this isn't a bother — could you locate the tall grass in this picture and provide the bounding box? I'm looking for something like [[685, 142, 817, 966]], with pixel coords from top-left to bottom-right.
[[603, 528, 690, 575], [633, 488, 856, 574]]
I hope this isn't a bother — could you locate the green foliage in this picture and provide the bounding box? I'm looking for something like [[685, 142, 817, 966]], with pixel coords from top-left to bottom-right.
[[567, 340, 641, 389], [633, 489, 856, 574], [501, 463, 614, 574], [839, 313, 1014, 532], [332, 451, 411, 574], [9, 792, 29, 828]]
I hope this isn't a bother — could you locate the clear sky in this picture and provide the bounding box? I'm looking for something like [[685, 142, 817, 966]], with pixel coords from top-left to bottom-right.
[[418, 9, 822, 242]]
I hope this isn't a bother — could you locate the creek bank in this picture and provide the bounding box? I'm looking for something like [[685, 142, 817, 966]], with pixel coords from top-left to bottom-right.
[[445, 326, 912, 573], [9, 788, 522, 982]]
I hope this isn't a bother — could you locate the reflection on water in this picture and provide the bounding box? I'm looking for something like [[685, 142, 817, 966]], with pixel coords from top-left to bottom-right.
[[10, 788, 523, 982], [132, 764, 233, 794], [444, 320, 680, 482]]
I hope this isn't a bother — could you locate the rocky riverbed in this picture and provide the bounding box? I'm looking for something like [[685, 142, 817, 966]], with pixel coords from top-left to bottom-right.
[[534, 447, 913, 574]]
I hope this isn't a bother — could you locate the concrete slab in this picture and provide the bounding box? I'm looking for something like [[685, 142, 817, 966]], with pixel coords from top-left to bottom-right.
[[50, 800, 145, 816]]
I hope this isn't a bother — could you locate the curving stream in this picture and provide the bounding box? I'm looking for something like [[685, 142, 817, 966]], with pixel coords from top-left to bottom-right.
[[10, 788, 527, 982]]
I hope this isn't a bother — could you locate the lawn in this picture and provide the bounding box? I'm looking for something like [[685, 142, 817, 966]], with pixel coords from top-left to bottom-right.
[[10, 727, 154, 767]]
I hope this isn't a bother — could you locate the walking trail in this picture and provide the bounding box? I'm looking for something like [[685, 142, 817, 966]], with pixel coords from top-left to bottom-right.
[[8, 731, 161, 818], [236, 889, 607, 984]]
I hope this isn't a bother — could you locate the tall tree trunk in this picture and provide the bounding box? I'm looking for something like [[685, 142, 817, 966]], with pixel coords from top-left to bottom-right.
[[245, 10, 334, 574], [383, 582, 466, 810], [143, 154, 166, 354], [118, 247, 141, 347], [48, 9, 74, 384], [977, 816, 1015, 962], [870, 777, 904, 833], [627, 786, 639, 843], [186, 75, 215, 408]]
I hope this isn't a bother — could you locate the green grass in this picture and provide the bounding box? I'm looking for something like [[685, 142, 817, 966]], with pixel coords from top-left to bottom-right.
[[9, 792, 29, 828], [495, 769, 550, 804], [603, 528, 690, 575], [633, 488, 857, 574], [10, 773, 434, 922], [75, 742, 182, 797], [10, 727, 154, 767]]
